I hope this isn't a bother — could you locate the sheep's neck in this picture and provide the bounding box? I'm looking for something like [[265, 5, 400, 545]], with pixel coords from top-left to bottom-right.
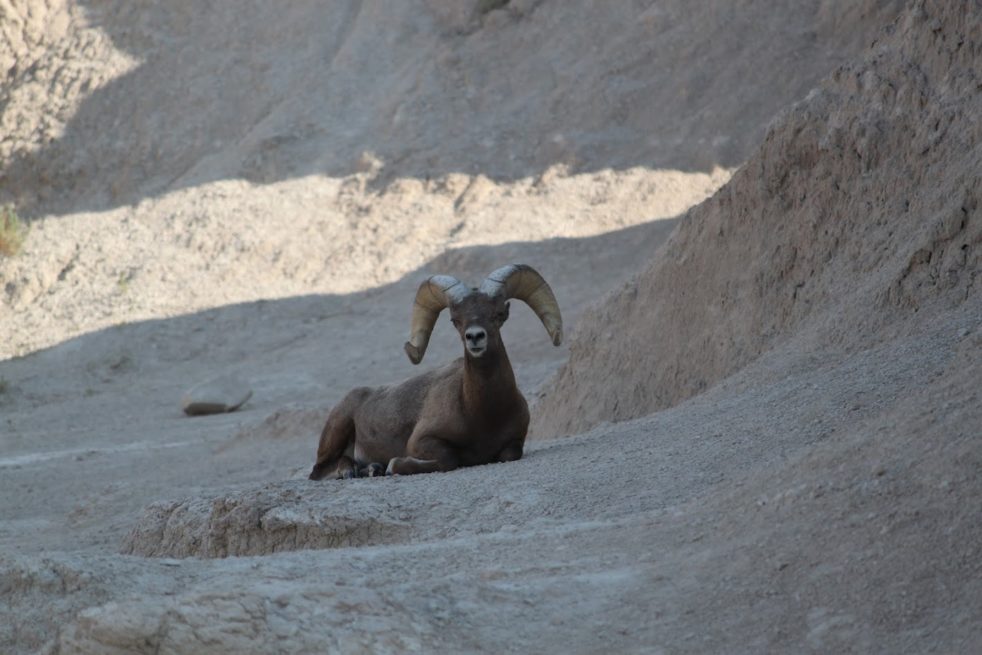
[[462, 346, 519, 416]]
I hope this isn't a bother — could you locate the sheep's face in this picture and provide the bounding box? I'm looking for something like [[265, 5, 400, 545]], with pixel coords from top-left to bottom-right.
[[449, 293, 510, 360]]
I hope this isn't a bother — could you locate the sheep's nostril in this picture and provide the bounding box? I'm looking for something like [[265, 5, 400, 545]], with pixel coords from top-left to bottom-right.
[[465, 328, 486, 344]]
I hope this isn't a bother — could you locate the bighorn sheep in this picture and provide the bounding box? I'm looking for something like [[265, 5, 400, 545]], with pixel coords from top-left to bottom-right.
[[309, 264, 562, 479]]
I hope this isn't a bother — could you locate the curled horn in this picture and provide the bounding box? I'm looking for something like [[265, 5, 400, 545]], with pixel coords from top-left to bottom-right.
[[405, 275, 470, 364], [480, 264, 563, 346]]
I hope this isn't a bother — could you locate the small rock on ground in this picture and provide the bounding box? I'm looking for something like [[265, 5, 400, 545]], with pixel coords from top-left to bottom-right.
[[181, 375, 252, 416]]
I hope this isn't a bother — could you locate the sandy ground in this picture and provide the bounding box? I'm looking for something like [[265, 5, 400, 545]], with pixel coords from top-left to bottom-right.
[[1, 1, 980, 653]]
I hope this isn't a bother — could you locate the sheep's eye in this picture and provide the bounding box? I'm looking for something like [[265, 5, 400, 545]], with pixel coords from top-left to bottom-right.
[[450, 318, 460, 327]]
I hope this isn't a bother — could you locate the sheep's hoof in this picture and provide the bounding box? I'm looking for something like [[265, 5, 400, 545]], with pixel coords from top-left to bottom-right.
[[360, 463, 385, 478]]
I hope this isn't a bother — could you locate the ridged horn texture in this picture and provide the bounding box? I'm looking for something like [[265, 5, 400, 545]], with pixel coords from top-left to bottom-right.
[[480, 264, 563, 346], [404, 275, 470, 364]]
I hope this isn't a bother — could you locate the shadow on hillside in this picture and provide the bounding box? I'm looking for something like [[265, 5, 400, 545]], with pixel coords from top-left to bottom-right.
[[0, 0, 837, 217], [0, 218, 678, 412]]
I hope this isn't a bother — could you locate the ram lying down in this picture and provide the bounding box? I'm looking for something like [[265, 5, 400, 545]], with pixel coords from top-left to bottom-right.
[[309, 264, 563, 479]]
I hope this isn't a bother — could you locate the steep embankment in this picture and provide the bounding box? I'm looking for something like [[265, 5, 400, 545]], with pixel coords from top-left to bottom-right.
[[0, 1, 982, 655], [1, 0, 902, 213], [532, 0, 981, 438], [0, 0, 899, 359], [5, 2, 981, 654]]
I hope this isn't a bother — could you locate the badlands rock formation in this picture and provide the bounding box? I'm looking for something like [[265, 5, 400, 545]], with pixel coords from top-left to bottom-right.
[[1, 1, 979, 653]]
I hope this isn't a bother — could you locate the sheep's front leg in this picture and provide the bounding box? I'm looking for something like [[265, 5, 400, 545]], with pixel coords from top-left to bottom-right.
[[358, 462, 386, 478], [334, 455, 359, 479], [386, 437, 458, 476], [496, 439, 524, 463], [385, 457, 452, 475]]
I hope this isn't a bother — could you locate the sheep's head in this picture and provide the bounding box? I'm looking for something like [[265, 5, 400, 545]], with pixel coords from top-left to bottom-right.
[[404, 264, 563, 365], [448, 292, 510, 361]]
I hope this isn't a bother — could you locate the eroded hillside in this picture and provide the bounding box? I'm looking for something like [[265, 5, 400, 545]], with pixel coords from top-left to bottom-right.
[[2, 1, 980, 653], [533, 1, 981, 437]]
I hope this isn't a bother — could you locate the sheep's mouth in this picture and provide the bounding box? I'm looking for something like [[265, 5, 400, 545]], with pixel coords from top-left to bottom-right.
[[466, 345, 487, 357]]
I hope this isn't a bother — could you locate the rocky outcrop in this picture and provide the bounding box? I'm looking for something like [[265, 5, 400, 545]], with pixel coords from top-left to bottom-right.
[[0, 0, 900, 214], [2, 2, 981, 654], [121, 483, 412, 558], [532, 0, 981, 438]]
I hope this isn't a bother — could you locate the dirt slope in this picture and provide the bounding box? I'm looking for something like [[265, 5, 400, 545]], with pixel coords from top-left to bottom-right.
[[5, 300, 979, 654], [1, 0, 899, 360], [532, 0, 981, 438], [2, 0, 902, 214], [4, 1, 981, 654]]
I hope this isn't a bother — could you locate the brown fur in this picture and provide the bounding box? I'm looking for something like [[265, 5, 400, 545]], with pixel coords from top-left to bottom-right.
[[309, 293, 531, 479]]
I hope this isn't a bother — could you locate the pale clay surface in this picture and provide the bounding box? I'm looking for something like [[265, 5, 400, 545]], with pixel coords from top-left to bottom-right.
[[1, 1, 980, 653]]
